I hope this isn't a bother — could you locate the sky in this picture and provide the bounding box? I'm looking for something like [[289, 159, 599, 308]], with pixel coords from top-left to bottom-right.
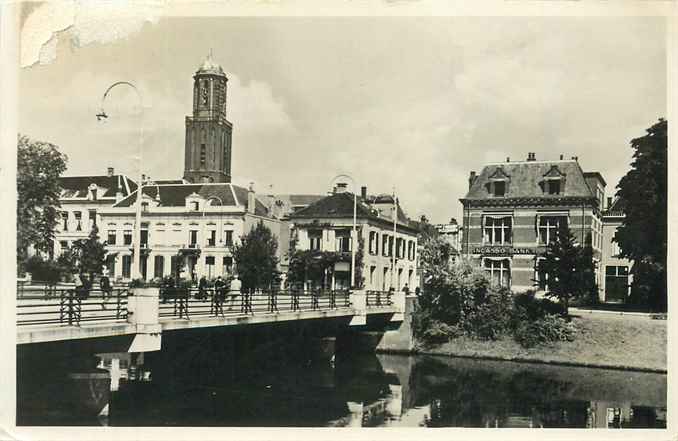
[[19, 16, 667, 224]]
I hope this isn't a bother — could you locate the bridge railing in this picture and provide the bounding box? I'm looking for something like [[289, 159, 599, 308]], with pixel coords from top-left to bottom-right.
[[17, 287, 129, 326], [365, 290, 394, 307], [157, 288, 352, 320]]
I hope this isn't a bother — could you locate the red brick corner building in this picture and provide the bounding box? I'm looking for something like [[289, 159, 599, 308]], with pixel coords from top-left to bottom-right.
[[460, 152, 606, 295]]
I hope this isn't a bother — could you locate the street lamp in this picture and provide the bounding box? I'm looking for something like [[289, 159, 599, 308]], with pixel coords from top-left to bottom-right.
[[330, 174, 357, 289], [97, 81, 144, 280]]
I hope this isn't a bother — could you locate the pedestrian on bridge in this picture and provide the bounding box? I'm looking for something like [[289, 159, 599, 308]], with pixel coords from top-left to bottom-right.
[[213, 276, 226, 316], [100, 271, 112, 310], [198, 276, 209, 301], [227, 275, 242, 311]]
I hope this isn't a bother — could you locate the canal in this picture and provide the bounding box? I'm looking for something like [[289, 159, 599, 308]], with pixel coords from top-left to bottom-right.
[[17, 331, 666, 428]]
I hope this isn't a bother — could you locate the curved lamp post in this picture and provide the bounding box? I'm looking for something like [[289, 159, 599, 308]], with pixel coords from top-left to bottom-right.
[[97, 81, 144, 280], [330, 174, 357, 289]]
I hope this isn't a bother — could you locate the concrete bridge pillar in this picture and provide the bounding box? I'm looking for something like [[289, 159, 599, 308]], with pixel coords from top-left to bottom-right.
[[126, 287, 162, 352], [349, 290, 367, 326], [374, 294, 417, 352]]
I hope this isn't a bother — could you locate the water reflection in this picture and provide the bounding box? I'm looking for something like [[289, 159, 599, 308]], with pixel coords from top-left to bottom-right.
[[18, 347, 666, 428]]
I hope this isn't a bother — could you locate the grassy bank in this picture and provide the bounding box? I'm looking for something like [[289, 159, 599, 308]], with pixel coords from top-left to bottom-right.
[[416, 312, 667, 372]]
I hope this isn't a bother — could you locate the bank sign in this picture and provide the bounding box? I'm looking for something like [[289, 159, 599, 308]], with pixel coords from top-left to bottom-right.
[[472, 246, 535, 256]]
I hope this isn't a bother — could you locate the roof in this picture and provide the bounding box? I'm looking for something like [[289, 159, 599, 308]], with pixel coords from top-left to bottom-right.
[[153, 179, 186, 185], [583, 171, 607, 187], [289, 192, 415, 230], [195, 53, 226, 77], [603, 196, 626, 217], [112, 183, 269, 216], [59, 174, 137, 199], [463, 159, 596, 201]]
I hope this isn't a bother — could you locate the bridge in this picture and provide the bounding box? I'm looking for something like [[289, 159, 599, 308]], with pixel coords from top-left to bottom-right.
[[16, 283, 409, 352]]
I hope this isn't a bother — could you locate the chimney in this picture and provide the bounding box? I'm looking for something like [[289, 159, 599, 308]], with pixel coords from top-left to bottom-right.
[[247, 182, 256, 214], [506, 157, 510, 163], [107, 167, 114, 177], [607, 197, 612, 209], [468, 171, 477, 190], [361, 186, 367, 200], [571, 156, 578, 161], [526, 152, 536, 162], [559, 154, 564, 160], [334, 182, 348, 194]]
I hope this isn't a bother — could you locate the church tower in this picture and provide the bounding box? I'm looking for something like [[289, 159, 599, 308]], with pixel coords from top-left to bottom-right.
[[184, 53, 233, 183]]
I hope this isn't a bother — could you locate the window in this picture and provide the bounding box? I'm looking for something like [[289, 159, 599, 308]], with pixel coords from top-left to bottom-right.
[[207, 230, 216, 246], [369, 231, 378, 255], [382, 235, 389, 257], [107, 230, 117, 245], [123, 230, 133, 245], [59, 241, 68, 255], [336, 230, 350, 252], [547, 180, 561, 195], [408, 241, 415, 261], [538, 216, 568, 245], [170, 255, 180, 276], [62, 212, 69, 231], [189, 230, 198, 246], [205, 256, 215, 278], [483, 216, 512, 245], [140, 229, 149, 247], [154, 255, 164, 279], [309, 230, 322, 251], [388, 236, 394, 257], [106, 255, 116, 277], [224, 230, 233, 247], [74, 211, 82, 231], [369, 266, 376, 286], [200, 144, 206, 167], [88, 209, 97, 227], [190, 201, 199, 211], [483, 258, 510, 287], [493, 181, 506, 197], [223, 256, 233, 275], [141, 202, 149, 212], [122, 255, 132, 279]]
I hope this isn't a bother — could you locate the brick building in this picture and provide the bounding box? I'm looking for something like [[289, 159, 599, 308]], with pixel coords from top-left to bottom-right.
[[460, 153, 605, 294], [600, 197, 633, 303]]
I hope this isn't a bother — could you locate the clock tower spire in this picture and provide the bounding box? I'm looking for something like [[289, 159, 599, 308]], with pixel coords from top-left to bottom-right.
[[184, 53, 233, 183]]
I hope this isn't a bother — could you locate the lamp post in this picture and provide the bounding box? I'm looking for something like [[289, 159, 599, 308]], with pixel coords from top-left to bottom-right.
[[330, 174, 357, 289], [97, 81, 144, 280]]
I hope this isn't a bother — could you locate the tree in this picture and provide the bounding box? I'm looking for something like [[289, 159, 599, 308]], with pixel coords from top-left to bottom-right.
[[614, 119, 667, 311], [416, 216, 452, 292], [538, 223, 597, 314], [59, 226, 108, 278], [16, 135, 68, 271], [233, 222, 280, 290]]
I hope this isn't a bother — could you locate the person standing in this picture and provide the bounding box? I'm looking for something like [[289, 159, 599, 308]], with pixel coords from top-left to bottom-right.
[[100, 271, 112, 310], [228, 275, 242, 311], [198, 275, 208, 301], [213, 276, 226, 316]]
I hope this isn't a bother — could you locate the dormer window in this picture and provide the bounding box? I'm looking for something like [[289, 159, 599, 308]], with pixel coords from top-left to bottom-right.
[[542, 165, 566, 196], [487, 166, 510, 198], [547, 180, 561, 195], [494, 181, 506, 197]]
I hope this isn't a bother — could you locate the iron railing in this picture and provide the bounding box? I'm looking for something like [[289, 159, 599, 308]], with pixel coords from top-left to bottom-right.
[[158, 288, 352, 319], [17, 287, 129, 326], [365, 290, 393, 307]]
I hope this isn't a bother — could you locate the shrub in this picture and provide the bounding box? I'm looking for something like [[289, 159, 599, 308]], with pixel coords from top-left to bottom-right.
[[513, 314, 576, 348], [420, 320, 463, 346], [463, 286, 514, 340], [24, 255, 63, 285]]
